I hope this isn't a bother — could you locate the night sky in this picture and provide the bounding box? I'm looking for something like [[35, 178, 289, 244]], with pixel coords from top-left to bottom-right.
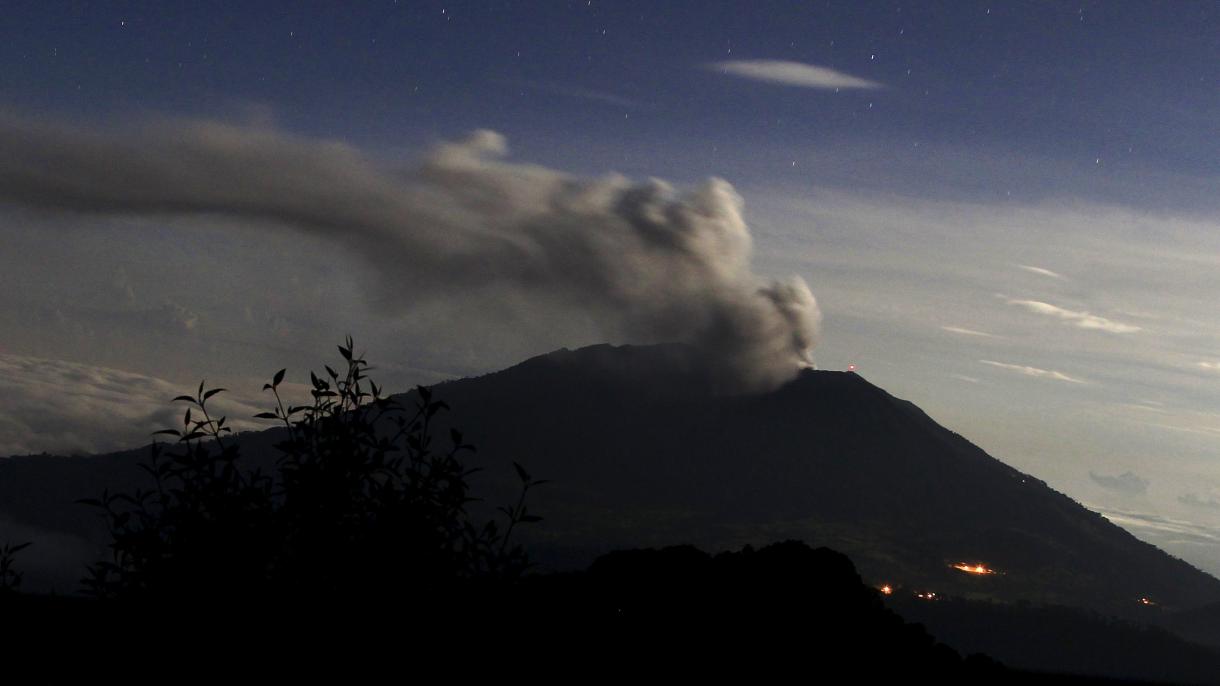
[[3, 2, 1220, 574]]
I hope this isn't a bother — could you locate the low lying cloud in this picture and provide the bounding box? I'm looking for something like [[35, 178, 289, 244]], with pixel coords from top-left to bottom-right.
[[1089, 470, 1149, 496], [1097, 507, 1220, 547], [710, 60, 881, 90], [0, 116, 820, 391], [1005, 299, 1141, 334], [1198, 361, 1220, 372], [0, 353, 281, 456], [979, 359, 1087, 384]]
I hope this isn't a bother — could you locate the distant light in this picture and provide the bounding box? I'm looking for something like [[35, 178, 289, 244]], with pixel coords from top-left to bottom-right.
[[879, 584, 893, 595], [1138, 597, 1157, 606], [847, 364, 857, 372]]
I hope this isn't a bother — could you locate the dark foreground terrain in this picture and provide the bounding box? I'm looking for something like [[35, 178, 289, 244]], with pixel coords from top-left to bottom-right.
[[3, 343, 1219, 684], [5, 540, 1209, 684]]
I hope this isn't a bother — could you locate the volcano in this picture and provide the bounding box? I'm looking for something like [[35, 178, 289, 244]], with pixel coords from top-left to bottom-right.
[[2, 342, 1219, 620]]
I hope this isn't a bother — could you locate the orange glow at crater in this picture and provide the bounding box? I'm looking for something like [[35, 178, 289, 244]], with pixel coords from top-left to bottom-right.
[[952, 562, 996, 575], [879, 584, 893, 595]]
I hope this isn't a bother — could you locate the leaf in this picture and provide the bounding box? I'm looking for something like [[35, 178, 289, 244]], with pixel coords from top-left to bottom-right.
[[152, 429, 181, 437], [513, 462, 531, 483], [254, 412, 279, 420], [273, 368, 286, 387], [203, 388, 226, 401], [172, 395, 196, 404]]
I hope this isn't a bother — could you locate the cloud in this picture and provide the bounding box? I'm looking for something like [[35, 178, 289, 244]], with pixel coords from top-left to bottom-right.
[[518, 81, 645, 110], [979, 359, 1087, 384], [1199, 361, 1220, 372], [1005, 299, 1141, 333], [1018, 264, 1065, 279], [0, 352, 290, 456], [709, 60, 882, 90], [1089, 470, 1149, 495], [941, 325, 1000, 338], [0, 116, 820, 391], [1097, 507, 1220, 546], [1179, 493, 1220, 510], [949, 373, 980, 383]]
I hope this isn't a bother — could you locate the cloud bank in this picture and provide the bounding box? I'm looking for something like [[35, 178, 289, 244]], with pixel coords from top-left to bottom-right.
[[0, 353, 274, 456], [710, 60, 881, 90], [1005, 299, 1141, 334], [0, 117, 820, 391]]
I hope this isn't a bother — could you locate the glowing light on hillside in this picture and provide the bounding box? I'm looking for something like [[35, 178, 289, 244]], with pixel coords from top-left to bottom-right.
[[1138, 597, 1157, 606], [879, 584, 893, 595], [952, 562, 996, 575], [915, 591, 937, 600], [847, 364, 857, 372]]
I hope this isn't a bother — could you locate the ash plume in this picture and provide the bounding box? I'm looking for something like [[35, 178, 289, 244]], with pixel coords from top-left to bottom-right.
[[0, 116, 820, 390]]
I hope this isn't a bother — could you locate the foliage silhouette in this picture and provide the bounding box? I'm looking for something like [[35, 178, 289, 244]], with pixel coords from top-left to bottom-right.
[[79, 337, 542, 605], [0, 540, 31, 592]]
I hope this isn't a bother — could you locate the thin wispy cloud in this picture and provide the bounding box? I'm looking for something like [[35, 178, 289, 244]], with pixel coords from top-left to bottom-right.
[[1199, 361, 1220, 372], [941, 325, 1000, 338], [950, 373, 980, 384], [1018, 264, 1065, 279], [1005, 299, 1141, 334], [1179, 493, 1220, 510], [710, 60, 882, 90], [979, 359, 1087, 384], [517, 81, 646, 110]]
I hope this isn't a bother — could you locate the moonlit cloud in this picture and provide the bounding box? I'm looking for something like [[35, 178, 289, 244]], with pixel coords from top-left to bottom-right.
[[979, 359, 1087, 384], [941, 325, 1000, 338], [1005, 299, 1141, 334], [1018, 264, 1065, 279], [1089, 470, 1149, 495], [710, 60, 882, 90]]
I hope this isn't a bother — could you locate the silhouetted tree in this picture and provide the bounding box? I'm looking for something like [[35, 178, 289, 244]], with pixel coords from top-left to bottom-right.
[[79, 338, 542, 606]]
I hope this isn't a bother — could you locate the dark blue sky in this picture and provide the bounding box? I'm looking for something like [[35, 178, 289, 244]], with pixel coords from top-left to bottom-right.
[[4, 1, 1217, 200]]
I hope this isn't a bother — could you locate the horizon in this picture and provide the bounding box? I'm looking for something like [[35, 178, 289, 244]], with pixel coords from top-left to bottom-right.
[[3, 1, 1220, 581]]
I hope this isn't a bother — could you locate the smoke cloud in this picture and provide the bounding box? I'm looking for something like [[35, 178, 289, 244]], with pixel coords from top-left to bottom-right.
[[0, 116, 820, 390]]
